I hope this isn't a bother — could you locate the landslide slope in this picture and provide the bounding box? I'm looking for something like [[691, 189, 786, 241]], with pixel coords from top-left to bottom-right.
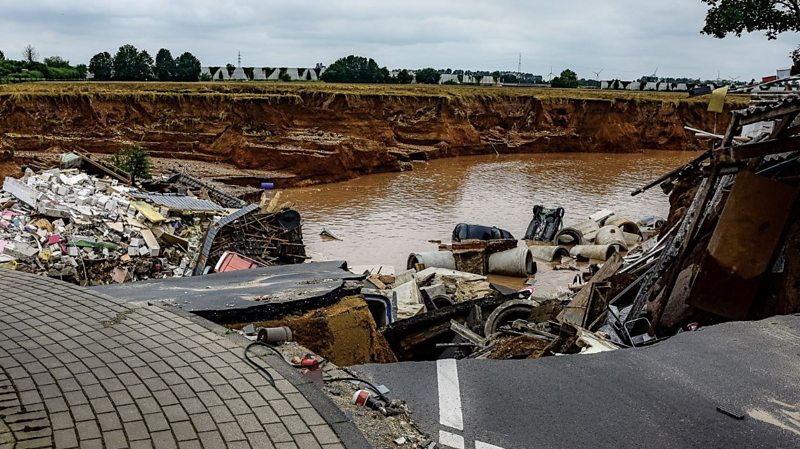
[[0, 82, 746, 187]]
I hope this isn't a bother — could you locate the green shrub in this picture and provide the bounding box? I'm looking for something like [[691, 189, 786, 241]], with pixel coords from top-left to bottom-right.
[[111, 146, 151, 180]]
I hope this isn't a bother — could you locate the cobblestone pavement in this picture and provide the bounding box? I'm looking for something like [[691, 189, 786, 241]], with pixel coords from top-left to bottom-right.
[[0, 270, 370, 449]]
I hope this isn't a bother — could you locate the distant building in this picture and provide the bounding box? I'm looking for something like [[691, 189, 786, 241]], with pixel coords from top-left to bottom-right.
[[389, 70, 498, 85], [201, 66, 327, 81]]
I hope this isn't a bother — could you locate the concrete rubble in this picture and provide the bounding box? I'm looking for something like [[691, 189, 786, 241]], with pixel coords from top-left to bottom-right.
[[1, 161, 305, 285]]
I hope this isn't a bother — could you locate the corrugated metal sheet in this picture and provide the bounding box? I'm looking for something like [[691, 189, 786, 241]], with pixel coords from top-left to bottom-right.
[[131, 193, 226, 212]]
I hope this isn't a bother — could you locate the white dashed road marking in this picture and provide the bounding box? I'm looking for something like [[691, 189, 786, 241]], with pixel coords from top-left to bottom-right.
[[436, 359, 507, 449], [437, 358, 464, 431]]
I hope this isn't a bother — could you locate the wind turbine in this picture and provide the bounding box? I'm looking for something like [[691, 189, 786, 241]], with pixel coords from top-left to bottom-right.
[[547, 66, 555, 82], [650, 66, 659, 81], [592, 68, 604, 81]]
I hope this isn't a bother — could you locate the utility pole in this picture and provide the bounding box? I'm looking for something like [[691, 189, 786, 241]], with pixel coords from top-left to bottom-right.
[[238, 51, 242, 67], [517, 53, 522, 75]]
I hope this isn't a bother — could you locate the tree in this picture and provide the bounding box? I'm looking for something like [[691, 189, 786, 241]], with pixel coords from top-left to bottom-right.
[[395, 69, 414, 84], [22, 45, 38, 63], [491, 71, 501, 83], [154, 48, 176, 81], [136, 50, 154, 80], [792, 46, 800, 76], [43, 56, 70, 68], [113, 44, 140, 80], [320, 55, 389, 83], [112, 45, 153, 81], [551, 69, 578, 88], [174, 52, 201, 81], [89, 52, 113, 80], [701, 0, 800, 39], [415, 67, 441, 84], [0, 50, 4, 61]]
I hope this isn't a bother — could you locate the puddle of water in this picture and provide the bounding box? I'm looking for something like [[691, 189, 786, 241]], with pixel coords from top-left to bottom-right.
[[281, 151, 697, 270]]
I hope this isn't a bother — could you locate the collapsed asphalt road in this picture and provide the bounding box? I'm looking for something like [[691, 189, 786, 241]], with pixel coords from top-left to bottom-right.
[[355, 315, 800, 449]]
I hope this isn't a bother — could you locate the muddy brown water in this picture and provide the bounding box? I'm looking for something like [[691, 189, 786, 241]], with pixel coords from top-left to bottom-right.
[[282, 151, 697, 272]]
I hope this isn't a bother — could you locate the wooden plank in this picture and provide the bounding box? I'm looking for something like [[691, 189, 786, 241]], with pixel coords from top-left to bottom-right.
[[132, 201, 166, 223], [139, 229, 161, 257], [689, 171, 799, 319], [559, 253, 624, 326], [737, 103, 800, 126], [730, 135, 800, 161]]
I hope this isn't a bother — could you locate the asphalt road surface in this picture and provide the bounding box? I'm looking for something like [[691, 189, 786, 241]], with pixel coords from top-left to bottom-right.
[[356, 315, 800, 449]]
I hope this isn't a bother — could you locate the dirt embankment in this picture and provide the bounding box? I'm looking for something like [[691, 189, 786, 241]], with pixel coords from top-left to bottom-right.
[[0, 86, 738, 187]]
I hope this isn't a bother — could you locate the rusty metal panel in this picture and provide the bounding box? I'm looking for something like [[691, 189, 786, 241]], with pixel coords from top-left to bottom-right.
[[689, 171, 799, 319]]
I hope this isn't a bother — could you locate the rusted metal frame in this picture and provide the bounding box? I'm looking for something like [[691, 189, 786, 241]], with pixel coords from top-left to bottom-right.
[[730, 135, 800, 161]]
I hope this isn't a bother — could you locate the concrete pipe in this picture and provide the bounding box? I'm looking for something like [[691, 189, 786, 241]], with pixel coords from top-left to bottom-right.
[[256, 326, 293, 344], [554, 220, 600, 245], [487, 247, 537, 277], [569, 244, 619, 261], [595, 226, 628, 251], [623, 232, 642, 247], [407, 251, 456, 270], [528, 245, 570, 262], [484, 299, 537, 336], [605, 215, 642, 236]]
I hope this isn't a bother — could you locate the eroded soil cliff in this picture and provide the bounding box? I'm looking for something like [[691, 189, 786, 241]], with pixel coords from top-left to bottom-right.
[[0, 83, 743, 189]]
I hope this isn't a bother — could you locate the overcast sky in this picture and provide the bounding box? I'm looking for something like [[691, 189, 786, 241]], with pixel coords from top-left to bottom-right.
[[1, 0, 797, 80]]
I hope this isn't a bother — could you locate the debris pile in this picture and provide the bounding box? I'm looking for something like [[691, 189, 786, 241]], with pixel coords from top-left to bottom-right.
[[383, 96, 800, 360], [1, 162, 305, 285]]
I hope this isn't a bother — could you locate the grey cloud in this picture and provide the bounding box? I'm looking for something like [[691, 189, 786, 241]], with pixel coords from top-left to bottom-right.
[[0, 0, 797, 80]]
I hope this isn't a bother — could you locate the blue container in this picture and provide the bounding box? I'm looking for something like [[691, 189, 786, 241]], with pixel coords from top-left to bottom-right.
[[260, 182, 275, 190]]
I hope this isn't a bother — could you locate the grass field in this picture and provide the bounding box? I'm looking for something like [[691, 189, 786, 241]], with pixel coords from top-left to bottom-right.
[[0, 81, 751, 106]]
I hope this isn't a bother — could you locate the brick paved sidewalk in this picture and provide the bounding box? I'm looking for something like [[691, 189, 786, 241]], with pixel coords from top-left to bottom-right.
[[0, 270, 370, 449]]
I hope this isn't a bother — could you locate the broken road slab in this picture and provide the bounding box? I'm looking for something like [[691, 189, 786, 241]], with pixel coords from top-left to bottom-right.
[[354, 315, 800, 449], [93, 260, 364, 323]]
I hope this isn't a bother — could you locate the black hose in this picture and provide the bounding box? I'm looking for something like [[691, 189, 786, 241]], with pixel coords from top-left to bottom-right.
[[243, 341, 277, 386], [324, 376, 389, 403]]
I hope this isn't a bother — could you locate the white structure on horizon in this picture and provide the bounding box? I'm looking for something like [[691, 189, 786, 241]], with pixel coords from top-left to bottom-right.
[[203, 66, 327, 81]]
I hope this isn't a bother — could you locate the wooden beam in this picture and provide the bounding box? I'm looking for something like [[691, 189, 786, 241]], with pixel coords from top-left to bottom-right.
[[771, 111, 800, 138], [730, 135, 800, 161], [737, 103, 800, 126]]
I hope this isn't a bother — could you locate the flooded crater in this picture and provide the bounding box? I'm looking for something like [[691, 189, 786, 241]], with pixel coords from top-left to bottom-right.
[[282, 151, 697, 269]]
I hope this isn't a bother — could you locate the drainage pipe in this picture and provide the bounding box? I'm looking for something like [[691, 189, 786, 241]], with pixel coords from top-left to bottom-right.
[[595, 226, 628, 251], [528, 245, 570, 261], [605, 215, 642, 236], [569, 244, 619, 261], [554, 220, 600, 245], [487, 247, 537, 277], [407, 251, 457, 270]]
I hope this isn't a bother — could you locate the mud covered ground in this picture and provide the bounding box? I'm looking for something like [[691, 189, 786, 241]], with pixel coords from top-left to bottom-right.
[[0, 82, 746, 192]]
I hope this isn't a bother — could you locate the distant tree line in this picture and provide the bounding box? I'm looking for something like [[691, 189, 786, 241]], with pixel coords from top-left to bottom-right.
[[321, 55, 446, 84], [0, 45, 87, 81], [89, 45, 201, 81]]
